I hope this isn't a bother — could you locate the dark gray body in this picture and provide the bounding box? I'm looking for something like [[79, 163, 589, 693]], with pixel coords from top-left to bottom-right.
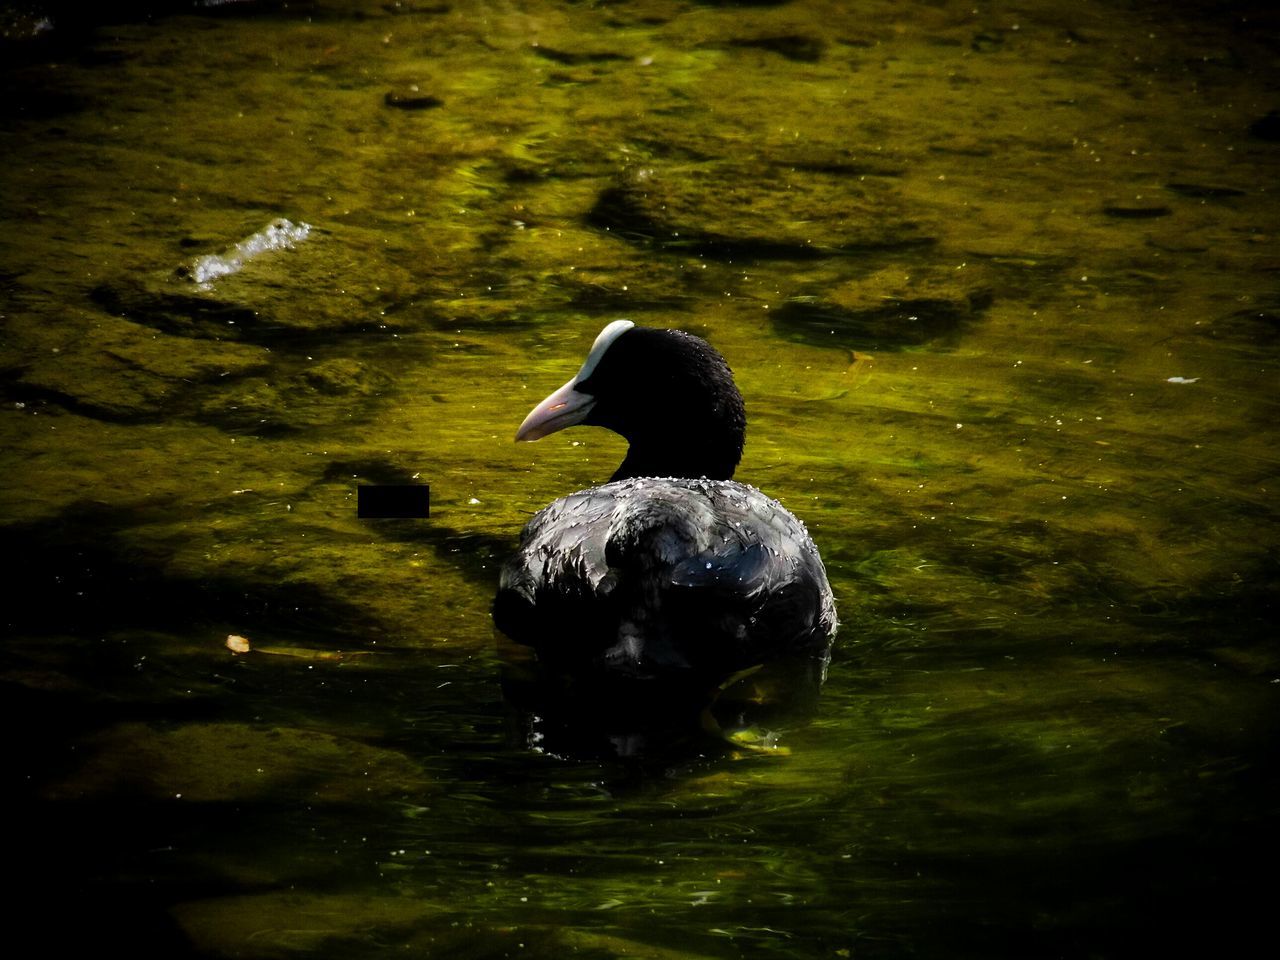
[[495, 477, 837, 683]]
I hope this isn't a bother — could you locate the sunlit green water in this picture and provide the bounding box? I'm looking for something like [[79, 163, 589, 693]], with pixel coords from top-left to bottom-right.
[[1, 1, 1276, 957]]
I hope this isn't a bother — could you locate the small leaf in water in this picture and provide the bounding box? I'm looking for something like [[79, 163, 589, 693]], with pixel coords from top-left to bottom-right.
[[225, 634, 251, 654]]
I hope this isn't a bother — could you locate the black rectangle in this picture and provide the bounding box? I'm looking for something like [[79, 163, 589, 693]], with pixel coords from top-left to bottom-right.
[[357, 484, 430, 519]]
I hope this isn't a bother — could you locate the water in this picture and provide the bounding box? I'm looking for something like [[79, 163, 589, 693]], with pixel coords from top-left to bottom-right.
[[1, 1, 1276, 956]]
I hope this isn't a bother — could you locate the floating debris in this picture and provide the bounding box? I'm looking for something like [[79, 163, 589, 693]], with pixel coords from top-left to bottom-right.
[[225, 634, 251, 654]]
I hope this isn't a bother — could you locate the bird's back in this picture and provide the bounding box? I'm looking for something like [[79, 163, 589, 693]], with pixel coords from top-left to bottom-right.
[[494, 477, 836, 682]]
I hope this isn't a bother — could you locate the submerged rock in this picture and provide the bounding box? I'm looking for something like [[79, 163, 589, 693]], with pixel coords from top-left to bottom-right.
[[587, 164, 935, 260], [8, 262, 393, 431], [197, 356, 391, 432], [173, 892, 443, 959], [11, 308, 270, 421], [91, 279, 263, 342], [772, 266, 994, 350], [47, 721, 431, 803], [93, 220, 413, 343], [727, 34, 826, 63], [1197, 299, 1280, 345]]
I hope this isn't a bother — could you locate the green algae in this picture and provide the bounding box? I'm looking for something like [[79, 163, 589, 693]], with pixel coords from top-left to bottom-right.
[[2, 0, 1278, 957], [172, 892, 444, 959], [48, 720, 433, 803]]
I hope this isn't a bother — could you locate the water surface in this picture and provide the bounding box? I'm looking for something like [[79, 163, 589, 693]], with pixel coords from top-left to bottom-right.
[[2, 1, 1277, 957]]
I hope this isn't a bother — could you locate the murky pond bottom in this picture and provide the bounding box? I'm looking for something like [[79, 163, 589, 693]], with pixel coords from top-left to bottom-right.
[[2, 1, 1277, 957]]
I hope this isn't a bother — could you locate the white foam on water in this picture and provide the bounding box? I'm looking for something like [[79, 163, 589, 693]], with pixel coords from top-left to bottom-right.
[[190, 218, 312, 285]]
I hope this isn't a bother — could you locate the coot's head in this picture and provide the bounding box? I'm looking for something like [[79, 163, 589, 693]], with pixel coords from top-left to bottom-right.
[[516, 320, 747, 482]]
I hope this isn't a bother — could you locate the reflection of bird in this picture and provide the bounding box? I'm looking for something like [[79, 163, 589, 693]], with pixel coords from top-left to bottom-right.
[[494, 320, 836, 688]]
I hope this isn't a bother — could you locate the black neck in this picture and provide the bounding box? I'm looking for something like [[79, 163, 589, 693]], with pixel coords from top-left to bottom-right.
[[611, 431, 743, 483]]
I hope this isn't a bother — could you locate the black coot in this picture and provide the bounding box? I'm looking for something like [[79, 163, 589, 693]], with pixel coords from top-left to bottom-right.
[[494, 320, 836, 688]]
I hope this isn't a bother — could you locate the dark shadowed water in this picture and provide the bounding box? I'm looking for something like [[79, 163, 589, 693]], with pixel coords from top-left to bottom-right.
[[1, 1, 1277, 957]]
